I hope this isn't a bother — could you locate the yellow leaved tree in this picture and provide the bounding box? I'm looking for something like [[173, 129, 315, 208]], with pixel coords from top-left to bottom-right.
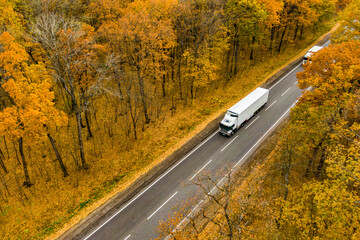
[[0, 32, 68, 185]]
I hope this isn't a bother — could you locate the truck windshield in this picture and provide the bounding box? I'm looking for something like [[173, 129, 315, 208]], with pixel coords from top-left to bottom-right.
[[219, 123, 233, 131], [227, 111, 238, 117]]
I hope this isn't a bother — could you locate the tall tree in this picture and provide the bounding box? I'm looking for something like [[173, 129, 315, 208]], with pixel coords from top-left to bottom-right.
[[0, 32, 68, 184], [333, 0, 360, 43], [99, 0, 177, 124], [31, 13, 105, 169], [225, 0, 268, 65]]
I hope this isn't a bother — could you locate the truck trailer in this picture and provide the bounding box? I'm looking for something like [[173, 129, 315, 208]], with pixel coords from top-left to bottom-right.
[[303, 45, 323, 65], [219, 87, 269, 137]]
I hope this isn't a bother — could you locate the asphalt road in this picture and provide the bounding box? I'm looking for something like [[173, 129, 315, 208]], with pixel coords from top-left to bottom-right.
[[81, 42, 329, 240]]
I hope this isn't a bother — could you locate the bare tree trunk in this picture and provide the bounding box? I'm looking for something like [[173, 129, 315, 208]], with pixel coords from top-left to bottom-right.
[[12, 140, 21, 165], [315, 150, 326, 177], [233, 40, 239, 75], [75, 108, 88, 169], [250, 36, 256, 61], [47, 133, 69, 177], [81, 115, 86, 128], [0, 147, 8, 173], [136, 69, 150, 124], [85, 110, 93, 139], [226, 47, 232, 78], [269, 26, 276, 52], [299, 25, 304, 39], [19, 137, 32, 187], [178, 53, 183, 100], [293, 24, 299, 40], [305, 139, 323, 177], [191, 77, 194, 101], [162, 63, 166, 98], [3, 136, 10, 159], [277, 26, 287, 53], [130, 108, 137, 140]]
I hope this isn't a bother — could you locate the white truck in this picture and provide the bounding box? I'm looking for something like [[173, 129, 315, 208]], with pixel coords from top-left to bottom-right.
[[219, 87, 269, 137], [303, 46, 323, 65]]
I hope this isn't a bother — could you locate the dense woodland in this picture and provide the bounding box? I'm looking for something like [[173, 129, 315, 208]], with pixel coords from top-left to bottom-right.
[[159, 0, 360, 239], [0, 0, 351, 239]]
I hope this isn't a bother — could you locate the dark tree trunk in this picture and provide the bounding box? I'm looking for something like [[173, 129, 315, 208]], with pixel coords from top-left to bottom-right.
[[162, 64, 166, 98], [75, 108, 88, 169], [305, 136, 326, 177], [128, 97, 137, 140], [116, 77, 123, 100], [3, 136, 10, 159], [28, 47, 39, 64], [178, 48, 183, 100], [136, 69, 150, 124], [0, 148, 8, 173], [277, 26, 287, 53], [162, 74, 166, 98], [233, 40, 239, 75], [293, 24, 299, 40], [269, 26, 276, 52], [299, 25, 304, 39], [12, 140, 21, 165], [250, 36, 256, 60], [80, 114, 86, 128], [226, 47, 232, 78], [191, 77, 194, 101], [19, 138, 32, 187], [47, 133, 69, 177], [85, 110, 93, 139], [315, 150, 326, 177]]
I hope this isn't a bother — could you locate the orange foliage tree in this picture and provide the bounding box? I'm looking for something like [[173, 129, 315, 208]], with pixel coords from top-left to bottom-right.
[[272, 40, 360, 238], [0, 32, 68, 184], [98, 0, 177, 127]]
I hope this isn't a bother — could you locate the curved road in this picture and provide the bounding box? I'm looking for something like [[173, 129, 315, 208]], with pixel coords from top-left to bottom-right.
[[80, 41, 329, 240]]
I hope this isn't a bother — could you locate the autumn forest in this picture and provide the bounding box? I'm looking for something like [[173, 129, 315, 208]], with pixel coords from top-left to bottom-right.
[[0, 0, 358, 239]]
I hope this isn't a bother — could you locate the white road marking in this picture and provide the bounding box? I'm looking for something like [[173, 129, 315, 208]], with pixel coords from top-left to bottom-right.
[[177, 200, 203, 229], [245, 116, 259, 129], [324, 40, 331, 47], [82, 130, 218, 240], [190, 159, 213, 180], [147, 191, 178, 220], [166, 200, 204, 240], [269, 63, 301, 90], [190, 200, 203, 215], [218, 176, 226, 185], [265, 100, 277, 111], [281, 87, 291, 96], [124, 235, 131, 240], [232, 101, 297, 171], [221, 135, 238, 152], [294, 81, 297, 85], [209, 186, 217, 195]]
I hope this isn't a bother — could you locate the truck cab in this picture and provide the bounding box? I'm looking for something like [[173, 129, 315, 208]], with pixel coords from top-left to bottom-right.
[[303, 46, 323, 65], [219, 115, 236, 136]]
